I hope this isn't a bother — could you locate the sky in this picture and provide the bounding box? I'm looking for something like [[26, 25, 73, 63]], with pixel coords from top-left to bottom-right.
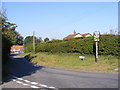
[[2, 2, 118, 40]]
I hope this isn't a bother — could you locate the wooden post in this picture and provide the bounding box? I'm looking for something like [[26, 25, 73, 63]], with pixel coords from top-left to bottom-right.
[[95, 41, 98, 63], [93, 31, 100, 63], [33, 32, 35, 54]]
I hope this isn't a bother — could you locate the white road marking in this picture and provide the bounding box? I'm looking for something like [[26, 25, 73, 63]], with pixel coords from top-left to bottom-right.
[[22, 83, 29, 86], [16, 81, 23, 84], [24, 80, 30, 83], [39, 84, 47, 87], [49, 86, 56, 89], [30, 85, 39, 88], [30, 82, 38, 85], [17, 78, 23, 80], [12, 76, 23, 80], [12, 79, 16, 81], [12, 75, 56, 89]]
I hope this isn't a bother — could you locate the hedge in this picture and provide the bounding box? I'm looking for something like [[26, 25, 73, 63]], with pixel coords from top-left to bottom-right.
[[24, 34, 119, 55]]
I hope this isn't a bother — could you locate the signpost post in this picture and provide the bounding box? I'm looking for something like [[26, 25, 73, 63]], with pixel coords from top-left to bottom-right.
[[93, 31, 100, 63], [33, 32, 35, 54]]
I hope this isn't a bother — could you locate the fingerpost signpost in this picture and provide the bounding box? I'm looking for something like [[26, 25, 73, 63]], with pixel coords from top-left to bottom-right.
[[93, 31, 100, 63]]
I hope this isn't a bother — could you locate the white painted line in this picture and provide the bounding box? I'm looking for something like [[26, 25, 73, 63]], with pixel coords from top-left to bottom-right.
[[17, 78, 23, 80], [30, 85, 39, 88], [12, 79, 16, 81], [30, 82, 38, 85], [49, 86, 55, 89], [22, 83, 29, 86], [12, 75, 56, 89], [24, 80, 30, 83], [39, 84, 48, 87], [16, 81, 23, 84]]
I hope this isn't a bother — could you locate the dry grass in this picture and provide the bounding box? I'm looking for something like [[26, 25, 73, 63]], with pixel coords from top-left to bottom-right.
[[22, 52, 118, 72]]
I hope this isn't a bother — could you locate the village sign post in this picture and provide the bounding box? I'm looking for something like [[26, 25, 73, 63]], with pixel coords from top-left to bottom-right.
[[93, 31, 100, 63]]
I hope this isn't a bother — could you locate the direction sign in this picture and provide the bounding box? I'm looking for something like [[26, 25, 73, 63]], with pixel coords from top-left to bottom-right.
[[93, 31, 100, 41]]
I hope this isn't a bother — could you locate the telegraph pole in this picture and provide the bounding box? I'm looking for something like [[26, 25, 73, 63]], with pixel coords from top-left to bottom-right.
[[33, 31, 35, 54]]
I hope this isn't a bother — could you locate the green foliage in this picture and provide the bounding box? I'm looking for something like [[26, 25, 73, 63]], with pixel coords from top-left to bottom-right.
[[1, 11, 23, 79], [25, 35, 119, 55], [24, 54, 36, 61], [24, 36, 42, 45], [23, 52, 118, 72], [16, 34, 23, 45], [24, 44, 33, 53], [2, 29, 23, 45], [99, 35, 119, 55], [2, 14, 23, 45], [44, 37, 49, 42]]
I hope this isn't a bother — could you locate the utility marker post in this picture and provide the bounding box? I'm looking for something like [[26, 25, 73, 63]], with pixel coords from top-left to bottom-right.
[[93, 31, 100, 63], [33, 31, 35, 54]]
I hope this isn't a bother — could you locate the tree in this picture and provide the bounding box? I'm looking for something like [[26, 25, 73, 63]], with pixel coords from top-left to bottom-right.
[[1, 9, 23, 79], [24, 36, 41, 45], [1, 12, 23, 45], [24, 36, 33, 45], [2, 28, 23, 45], [38, 37, 43, 42], [44, 37, 49, 42], [16, 34, 23, 45]]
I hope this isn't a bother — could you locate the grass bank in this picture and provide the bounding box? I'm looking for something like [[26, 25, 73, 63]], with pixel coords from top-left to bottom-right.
[[22, 52, 118, 72]]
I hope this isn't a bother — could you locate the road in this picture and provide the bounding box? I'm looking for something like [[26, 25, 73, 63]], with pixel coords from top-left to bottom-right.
[[1, 54, 118, 89]]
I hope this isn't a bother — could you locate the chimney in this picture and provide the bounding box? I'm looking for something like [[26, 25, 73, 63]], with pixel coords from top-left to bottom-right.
[[73, 30, 76, 34]]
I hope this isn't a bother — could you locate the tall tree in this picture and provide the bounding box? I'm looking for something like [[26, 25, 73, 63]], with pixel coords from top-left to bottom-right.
[[44, 37, 49, 42], [16, 34, 23, 45], [24, 36, 41, 45], [38, 37, 43, 42], [2, 24, 23, 45], [1, 9, 23, 79]]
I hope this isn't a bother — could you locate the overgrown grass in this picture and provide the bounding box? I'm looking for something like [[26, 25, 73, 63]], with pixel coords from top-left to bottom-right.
[[22, 52, 119, 72]]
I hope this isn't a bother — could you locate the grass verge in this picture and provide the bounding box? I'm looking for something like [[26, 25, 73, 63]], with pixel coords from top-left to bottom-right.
[[22, 52, 119, 72]]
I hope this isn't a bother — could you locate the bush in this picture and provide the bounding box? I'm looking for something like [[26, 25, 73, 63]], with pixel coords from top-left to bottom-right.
[[99, 35, 119, 55], [24, 35, 120, 55], [24, 54, 36, 61]]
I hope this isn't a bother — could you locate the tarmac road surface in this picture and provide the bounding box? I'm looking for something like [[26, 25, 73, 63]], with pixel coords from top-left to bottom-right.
[[1, 54, 118, 89]]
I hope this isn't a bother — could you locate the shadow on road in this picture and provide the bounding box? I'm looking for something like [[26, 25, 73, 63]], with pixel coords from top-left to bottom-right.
[[4, 54, 44, 82], [10, 53, 19, 56]]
